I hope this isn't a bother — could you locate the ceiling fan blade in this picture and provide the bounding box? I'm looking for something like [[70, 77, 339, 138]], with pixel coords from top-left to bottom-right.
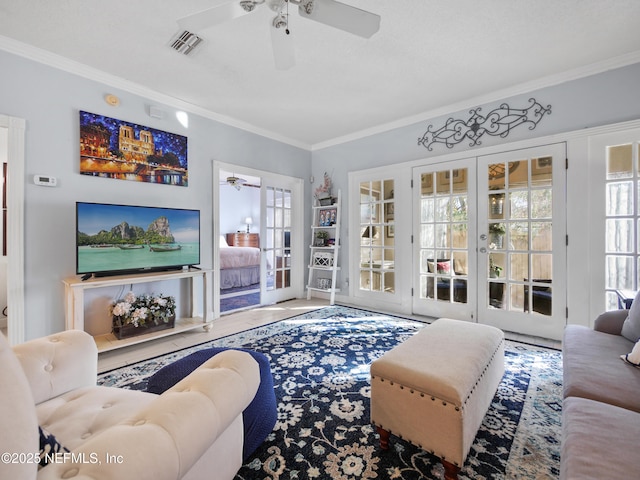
[[178, 1, 249, 32], [297, 0, 380, 38], [270, 22, 295, 70]]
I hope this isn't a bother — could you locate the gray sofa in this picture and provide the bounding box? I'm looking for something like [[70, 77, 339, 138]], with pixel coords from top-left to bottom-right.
[[561, 309, 640, 479]]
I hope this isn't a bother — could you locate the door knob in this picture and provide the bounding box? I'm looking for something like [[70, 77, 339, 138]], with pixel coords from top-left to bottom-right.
[[479, 247, 487, 253], [480, 234, 487, 240]]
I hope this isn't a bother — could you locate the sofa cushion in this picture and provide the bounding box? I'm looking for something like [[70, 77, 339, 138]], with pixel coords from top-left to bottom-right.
[[147, 348, 277, 461], [35, 386, 156, 451], [562, 397, 640, 479], [0, 333, 38, 480], [427, 259, 451, 274], [563, 325, 640, 413], [621, 289, 640, 342]]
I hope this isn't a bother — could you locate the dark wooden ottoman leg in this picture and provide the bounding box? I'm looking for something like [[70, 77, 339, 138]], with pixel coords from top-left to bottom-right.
[[376, 426, 390, 450], [442, 459, 460, 480]]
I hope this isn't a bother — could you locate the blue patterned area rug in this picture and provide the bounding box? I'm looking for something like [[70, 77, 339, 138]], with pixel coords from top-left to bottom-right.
[[98, 305, 562, 480]]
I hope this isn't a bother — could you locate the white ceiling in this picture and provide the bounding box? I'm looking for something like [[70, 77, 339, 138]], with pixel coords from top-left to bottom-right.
[[1, 0, 639, 149]]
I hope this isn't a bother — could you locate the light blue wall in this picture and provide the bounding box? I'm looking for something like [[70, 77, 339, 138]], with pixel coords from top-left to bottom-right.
[[0, 49, 311, 340], [219, 184, 261, 236], [310, 62, 640, 294], [3, 44, 640, 338]]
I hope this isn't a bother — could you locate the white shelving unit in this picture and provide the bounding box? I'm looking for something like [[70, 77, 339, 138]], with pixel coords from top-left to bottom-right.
[[307, 189, 341, 305], [62, 268, 213, 352]]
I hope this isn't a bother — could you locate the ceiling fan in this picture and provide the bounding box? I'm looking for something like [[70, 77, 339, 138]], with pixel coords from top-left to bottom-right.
[[223, 174, 248, 190], [174, 0, 381, 69]]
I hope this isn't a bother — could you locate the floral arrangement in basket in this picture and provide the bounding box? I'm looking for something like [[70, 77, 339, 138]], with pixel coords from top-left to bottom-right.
[[111, 291, 176, 328]]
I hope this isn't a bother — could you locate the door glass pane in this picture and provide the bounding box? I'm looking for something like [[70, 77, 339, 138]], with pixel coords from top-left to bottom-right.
[[489, 194, 506, 219], [485, 156, 553, 316], [452, 169, 467, 193], [359, 179, 394, 293], [606, 255, 633, 289], [509, 191, 528, 219], [532, 222, 552, 251], [509, 253, 528, 281], [418, 168, 468, 304], [531, 157, 552, 186], [531, 189, 552, 218], [510, 284, 525, 312], [532, 254, 552, 279], [488, 163, 507, 190], [607, 219, 633, 253], [266, 187, 291, 291], [607, 182, 633, 216], [608, 144, 632, 179], [508, 160, 528, 188]]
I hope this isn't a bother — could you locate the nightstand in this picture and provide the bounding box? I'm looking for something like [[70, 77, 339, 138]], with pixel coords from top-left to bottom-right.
[[226, 233, 259, 248]]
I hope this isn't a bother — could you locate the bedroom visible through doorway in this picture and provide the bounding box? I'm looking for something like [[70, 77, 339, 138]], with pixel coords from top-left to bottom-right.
[[219, 169, 262, 313]]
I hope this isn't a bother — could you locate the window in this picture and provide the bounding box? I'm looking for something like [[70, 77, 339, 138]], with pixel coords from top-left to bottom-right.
[[605, 142, 640, 309]]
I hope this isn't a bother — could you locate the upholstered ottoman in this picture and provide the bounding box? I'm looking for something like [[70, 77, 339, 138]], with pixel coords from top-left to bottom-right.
[[370, 318, 505, 480], [147, 347, 277, 460]]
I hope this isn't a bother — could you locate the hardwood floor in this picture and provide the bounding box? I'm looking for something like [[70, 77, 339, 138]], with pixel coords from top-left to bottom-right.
[[97, 298, 329, 373], [96, 298, 562, 374]]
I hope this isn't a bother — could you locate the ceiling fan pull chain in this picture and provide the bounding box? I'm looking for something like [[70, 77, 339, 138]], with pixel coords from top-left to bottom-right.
[[286, 0, 290, 34]]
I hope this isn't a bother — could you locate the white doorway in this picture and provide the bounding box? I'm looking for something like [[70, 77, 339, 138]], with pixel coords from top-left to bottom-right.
[[0, 114, 25, 345], [215, 163, 303, 316], [218, 169, 262, 313]]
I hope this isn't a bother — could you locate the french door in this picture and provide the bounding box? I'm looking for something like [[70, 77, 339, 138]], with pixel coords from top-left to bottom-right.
[[413, 144, 567, 339], [412, 159, 477, 320], [477, 144, 566, 339], [260, 174, 303, 305]]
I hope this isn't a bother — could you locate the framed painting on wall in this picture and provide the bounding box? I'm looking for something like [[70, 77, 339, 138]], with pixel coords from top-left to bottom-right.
[[79, 111, 188, 186]]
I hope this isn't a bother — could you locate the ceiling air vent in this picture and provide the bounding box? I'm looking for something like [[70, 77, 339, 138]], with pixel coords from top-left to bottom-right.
[[170, 31, 203, 55]]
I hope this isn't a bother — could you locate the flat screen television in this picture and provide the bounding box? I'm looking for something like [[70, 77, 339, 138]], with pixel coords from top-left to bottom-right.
[[76, 202, 200, 277]]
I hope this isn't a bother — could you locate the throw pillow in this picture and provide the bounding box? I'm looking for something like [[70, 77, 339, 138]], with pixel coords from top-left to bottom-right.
[[427, 259, 451, 275], [38, 426, 69, 469], [621, 339, 640, 367], [621, 290, 640, 342]]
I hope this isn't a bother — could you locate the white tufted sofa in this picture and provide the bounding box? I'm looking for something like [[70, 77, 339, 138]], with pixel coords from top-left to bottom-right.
[[0, 329, 260, 480]]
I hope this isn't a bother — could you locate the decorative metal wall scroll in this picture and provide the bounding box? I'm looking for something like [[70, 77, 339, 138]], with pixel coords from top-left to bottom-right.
[[417, 98, 551, 151]]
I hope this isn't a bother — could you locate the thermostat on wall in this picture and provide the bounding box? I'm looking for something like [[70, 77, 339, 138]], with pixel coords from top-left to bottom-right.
[[33, 175, 57, 187]]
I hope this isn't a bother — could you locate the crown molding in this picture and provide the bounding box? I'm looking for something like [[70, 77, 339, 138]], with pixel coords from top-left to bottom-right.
[[311, 50, 640, 151], [2, 35, 639, 153], [0, 35, 311, 151]]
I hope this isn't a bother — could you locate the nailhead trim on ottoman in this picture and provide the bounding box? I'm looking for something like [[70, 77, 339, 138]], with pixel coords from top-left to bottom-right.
[[370, 318, 505, 480]]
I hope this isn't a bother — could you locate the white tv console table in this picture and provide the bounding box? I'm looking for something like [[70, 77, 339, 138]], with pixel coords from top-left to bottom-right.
[[63, 268, 213, 353]]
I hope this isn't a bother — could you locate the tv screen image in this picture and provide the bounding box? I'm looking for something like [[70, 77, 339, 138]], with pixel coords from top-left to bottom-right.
[[76, 202, 200, 277]]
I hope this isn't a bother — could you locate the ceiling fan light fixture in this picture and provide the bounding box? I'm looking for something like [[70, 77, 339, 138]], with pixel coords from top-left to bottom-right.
[[226, 175, 247, 190], [298, 0, 314, 15], [239, 0, 265, 13], [272, 13, 288, 29]]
